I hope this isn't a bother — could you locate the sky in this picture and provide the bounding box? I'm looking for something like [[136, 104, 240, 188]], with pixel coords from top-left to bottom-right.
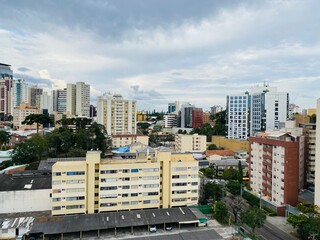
[[1, 0, 320, 111]]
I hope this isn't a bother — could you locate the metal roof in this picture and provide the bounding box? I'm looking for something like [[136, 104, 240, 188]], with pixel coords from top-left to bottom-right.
[[30, 207, 199, 235]]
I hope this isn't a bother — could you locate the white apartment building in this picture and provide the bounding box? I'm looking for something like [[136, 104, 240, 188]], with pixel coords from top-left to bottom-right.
[[51, 150, 199, 215], [163, 114, 177, 128], [11, 79, 29, 114], [52, 88, 67, 114], [40, 91, 53, 113], [226, 94, 249, 140], [67, 82, 90, 117], [97, 93, 136, 135], [175, 134, 206, 152]]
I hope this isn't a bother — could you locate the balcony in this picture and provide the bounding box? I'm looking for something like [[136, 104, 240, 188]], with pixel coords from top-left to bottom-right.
[[262, 168, 272, 175], [261, 189, 272, 198], [262, 175, 272, 182], [263, 146, 272, 153], [262, 182, 272, 189], [263, 154, 272, 161]]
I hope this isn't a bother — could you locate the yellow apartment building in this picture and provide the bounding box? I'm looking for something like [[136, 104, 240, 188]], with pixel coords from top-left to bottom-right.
[[13, 103, 42, 130], [51, 150, 199, 215], [175, 134, 206, 152]]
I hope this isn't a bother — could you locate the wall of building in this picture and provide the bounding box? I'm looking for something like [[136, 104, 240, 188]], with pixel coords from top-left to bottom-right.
[[0, 189, 51, 214], [212, 136, 249, 152], [314, 99, 320, 207], [112, 135, 149, 148], [175, 134, 206, 152]]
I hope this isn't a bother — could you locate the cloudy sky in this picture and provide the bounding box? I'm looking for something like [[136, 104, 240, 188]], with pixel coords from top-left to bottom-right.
[[1, 0, 320, 111]]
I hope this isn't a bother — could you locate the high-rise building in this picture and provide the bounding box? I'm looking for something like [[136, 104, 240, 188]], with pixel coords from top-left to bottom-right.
[[40, 91, 53, 114], [11, 79, 29, 113], [66, 82, 90, 117], [299, 122, 316, 185], [52, 89, 67, 114], [210, 105, 223, 115], [249, 126, 305, 212], [29, 85, 43, 107], [0, 63, 13, 80], [178, 103, 195, 128], [168, 101, 180, 114], [97, 93, 136, 135], [226, 94, 249, 140], [192, 108, 203, 128], [315, 99, 320, 207], [51, 150, 199, 215], [227, 85, 289, 140], [0, 64, 13, 119]]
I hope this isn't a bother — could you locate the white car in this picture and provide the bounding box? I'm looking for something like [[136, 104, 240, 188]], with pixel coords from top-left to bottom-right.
[[149, 225, 157, 232]]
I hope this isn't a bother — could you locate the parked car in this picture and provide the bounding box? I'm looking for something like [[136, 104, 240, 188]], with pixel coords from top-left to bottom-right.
[[149, 225, 157, 232], [165, 224, 173, 231]]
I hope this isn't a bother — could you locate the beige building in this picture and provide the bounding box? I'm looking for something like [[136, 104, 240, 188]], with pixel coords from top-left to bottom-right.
[[175, 134, 206, 152], [51, 150, 199, 215], [212, 136, 249, 152], [315, 99, 320, 207], [13, 103, 42, 130], [97, 93, 137, 135], [112, 134, 149, 148], [67, 82, 90, 117]]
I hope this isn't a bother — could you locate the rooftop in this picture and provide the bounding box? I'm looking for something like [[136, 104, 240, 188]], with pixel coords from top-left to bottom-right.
[[0, 217, 34, 230], [0, 173, 52, 191], [206, 150, 234, 157], [211, 159, 248, 166], [30, 207, 199, 235]]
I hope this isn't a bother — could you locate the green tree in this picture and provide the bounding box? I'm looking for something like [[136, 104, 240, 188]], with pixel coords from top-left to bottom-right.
[[29, 135, 48, 161], [207, 144, 218, 150], [213, 201, 229, 224], [200, 167, 215, 179], [226, 180, 241, 195], [22, 114, 52, 133], [222, 168, 239, 180], [240, 207, 266, 233], [0, 130, 10, 150], [204, 182, 223, 202]]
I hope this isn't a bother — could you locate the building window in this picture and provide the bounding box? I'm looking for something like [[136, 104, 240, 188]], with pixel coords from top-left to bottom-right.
[[67, 171, 85, 176]]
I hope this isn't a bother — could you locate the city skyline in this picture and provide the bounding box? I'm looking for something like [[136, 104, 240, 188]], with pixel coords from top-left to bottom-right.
[[1, 0, 320, 111]]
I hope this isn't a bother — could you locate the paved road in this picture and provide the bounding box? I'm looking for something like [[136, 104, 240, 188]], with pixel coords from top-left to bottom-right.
[[255, 221, 295, 240]]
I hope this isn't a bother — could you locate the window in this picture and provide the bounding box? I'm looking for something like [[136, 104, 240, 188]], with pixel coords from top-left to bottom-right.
[[143, 176, 159, 180], [53, 172, 61, 176], [67, 171, 85, 176], [143, 184, 159, 188], [123, 185, 130, 189], [143, 192, 158, 196], [172, 182, 187, 187], [52, 197, 61, 202], [100, 194, 117, 199], [52, 206, 61, 211], [143, 168, 159, 172], [191, 182, 198, 186], [66, 179, 85, 184], [131, 169, 139, 173], [52, 180, 61, 185], [66, 196, 85, 201], [101, 178, 117, 182], [66, 188, 85, 193], [131, 193, 138, 197], [100, 203, 117, 207], [66, 204, 85, 209], [100, 170, 117, 174], [100, 186, 117, 190]]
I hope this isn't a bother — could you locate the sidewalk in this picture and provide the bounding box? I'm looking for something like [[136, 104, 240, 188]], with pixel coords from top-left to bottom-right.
[[266, 216, 299, 239]]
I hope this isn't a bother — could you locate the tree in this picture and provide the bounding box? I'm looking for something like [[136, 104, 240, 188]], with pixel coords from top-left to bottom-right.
[[213, 201, 229, 224], [226, 180, 241, 195], [22, 114, 52, 133], [203, 182, 223, 202], [0, 130, 10, 150], [200, 166, 215, 179], [207, 144, 218, 150], [240, 207, 266, 233], [29, 135, 48, 161], [222, 168, 239, 180]]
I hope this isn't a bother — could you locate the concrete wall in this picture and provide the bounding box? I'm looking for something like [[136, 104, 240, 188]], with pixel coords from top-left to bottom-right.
[[212, 136, 249, 152], [0, 189, 51, 214]]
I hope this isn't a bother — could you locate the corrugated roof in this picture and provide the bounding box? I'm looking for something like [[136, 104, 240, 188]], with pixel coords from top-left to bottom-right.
[[30, 207, 198, 235]]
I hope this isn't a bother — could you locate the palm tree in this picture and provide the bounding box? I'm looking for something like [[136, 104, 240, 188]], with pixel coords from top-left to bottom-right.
[[0, 130, 10, 150]]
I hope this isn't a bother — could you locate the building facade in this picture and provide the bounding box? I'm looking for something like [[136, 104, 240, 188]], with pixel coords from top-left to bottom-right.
[[192, 109, 203, 128], [53, 88, 67, 114], [163, 114, 177, 128], [226, 94, 249, 140], [112, 134, 149, 148], [66, 82, 90, 117], [315, 99, 320, 207], [13, 103, 42, 130], [175, 134, 206, 152], [97, 93, 137, 135], [249, 131, 305, 208], [51, 150, 199, 215]]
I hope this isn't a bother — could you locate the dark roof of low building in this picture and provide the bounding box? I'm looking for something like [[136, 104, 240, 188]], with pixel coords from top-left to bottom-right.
[[30, 207, 199, 235], [0, 172, 52, 191], [123, 230, 222, 240]]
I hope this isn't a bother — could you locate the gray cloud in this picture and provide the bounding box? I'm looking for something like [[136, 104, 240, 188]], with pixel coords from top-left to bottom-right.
[[17, 67, 31, 72], [1, 0, 320, 110]]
